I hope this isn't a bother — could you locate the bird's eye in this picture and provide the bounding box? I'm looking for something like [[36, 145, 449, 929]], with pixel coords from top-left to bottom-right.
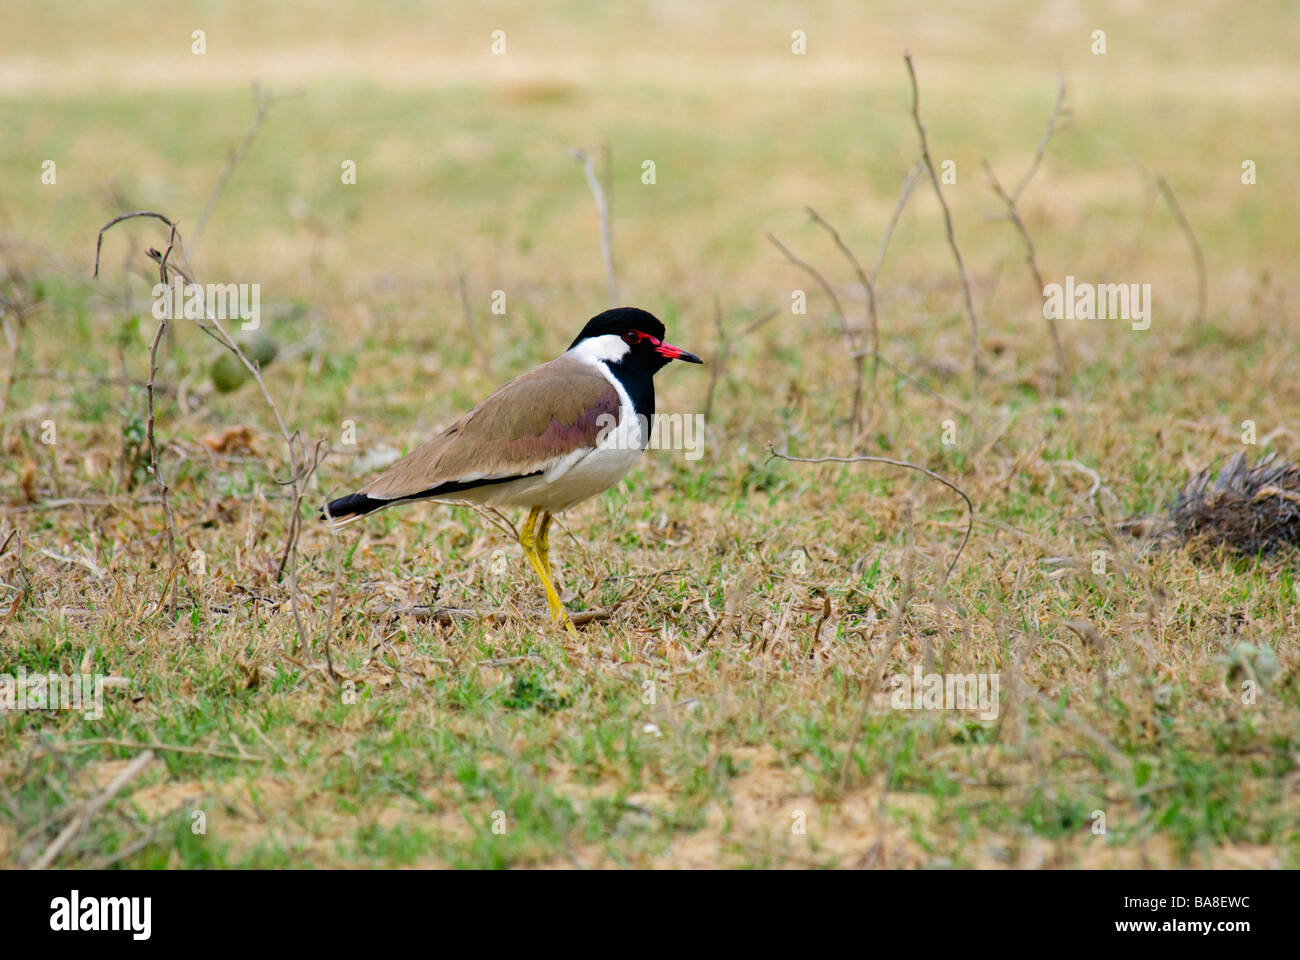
[[622, 331, 639, 345]]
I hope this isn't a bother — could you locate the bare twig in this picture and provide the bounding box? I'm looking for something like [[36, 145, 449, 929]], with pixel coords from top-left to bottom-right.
[[49, 739, 260, 761], [392, 605, 610, 627], [466, 503, 519, 542], [981, 75, 1070, 384], [768, 232, 863, 439], [32, 749, 154, 869], [94, 209, 315, 648], [704, 295, 725, 424], [768, 444, 974, 584], [572, 148, 617, 306], [192, 83, 296, 253], [93, 211, 176, 279], [904, 53, 981, 428], [769, 170, 955, 418], [805, 207, 874, 431], [321, 480, 342, 686], [0, 296, 27, 425], [1154, 176, 1207, 329], [1013, 76, 1067, 203], [984, 160, 1068, 377], [144, 221, 181, 612], [766, 164, 922, 438], [873, 163, 923, 282], [281, 437, 329, 653], [457, 272, 490, 375]]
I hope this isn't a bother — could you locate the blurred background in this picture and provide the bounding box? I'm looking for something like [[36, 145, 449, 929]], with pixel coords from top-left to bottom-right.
[[4, 1, 1297, 450], [5, 1, 1295, 317]]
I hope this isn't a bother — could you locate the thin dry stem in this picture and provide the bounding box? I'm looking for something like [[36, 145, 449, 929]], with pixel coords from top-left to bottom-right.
[[192, 84, 297, 253], [981, 75, 1071, 385], [904, 53, 981, 431], [767, 232, 863, 439], [805, 207, 874, 434], [32, 749, 154, 868], [572, 147, 617, 306], [768, 444, 974, 584], [93, 209, 316, 650], [1155, 175, 1208, 329], [874, 163, 923, 282]]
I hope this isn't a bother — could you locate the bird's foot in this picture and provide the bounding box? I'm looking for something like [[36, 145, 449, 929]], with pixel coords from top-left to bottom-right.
[[543, 589, 579, 636]]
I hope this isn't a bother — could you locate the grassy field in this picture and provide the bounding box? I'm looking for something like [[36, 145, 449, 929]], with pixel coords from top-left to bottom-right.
[[1, 1, 1298, 868]]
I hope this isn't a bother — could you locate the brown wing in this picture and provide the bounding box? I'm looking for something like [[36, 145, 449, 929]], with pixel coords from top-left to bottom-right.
[[361, 355, 621, 501]]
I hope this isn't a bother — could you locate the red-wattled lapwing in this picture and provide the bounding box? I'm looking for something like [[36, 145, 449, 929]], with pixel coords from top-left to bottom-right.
[[325, 307, 702, 633]]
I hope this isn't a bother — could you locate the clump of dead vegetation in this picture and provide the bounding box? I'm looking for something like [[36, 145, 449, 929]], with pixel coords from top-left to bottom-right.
[[1170, 451, 1300, 556]]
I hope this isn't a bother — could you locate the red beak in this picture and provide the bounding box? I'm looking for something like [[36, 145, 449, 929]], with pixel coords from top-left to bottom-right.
[[654, 340, 703, 363]]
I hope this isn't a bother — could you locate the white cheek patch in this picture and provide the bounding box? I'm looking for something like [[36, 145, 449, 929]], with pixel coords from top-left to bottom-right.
[[567, 334, 631, 365]]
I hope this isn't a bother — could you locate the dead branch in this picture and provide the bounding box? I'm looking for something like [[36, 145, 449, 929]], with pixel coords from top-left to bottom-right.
[[873, 162, 923, 282], [772, 216, 963, 421], [93, 211, 176, 279], [805, 207, 875, 431], [572, 147, 617, 306], [983, 160, 1069, 378], [704, 295, 725, 424], [1013, 76, 1067, 203], [767, 443, 974, 584], [981, 75, 1070, 384], [322, 479, 343, 686], [764, 163, 955, 420], [904, 53, 982, 428], [32, 749, 154, 869], [457, 272, 491, 375], [1154, 175, 1208, 329], [93, 210, 317, 650], [281, 436, 329, 656], [0, 274, 34, 426], [392, 605, 611, 627], [144, 220, 182, 611], [767, 232, 864, 439], [192, 83, 297, 253]]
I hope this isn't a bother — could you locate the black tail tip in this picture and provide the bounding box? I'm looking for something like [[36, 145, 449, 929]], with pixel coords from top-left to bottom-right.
[[323, 492, 384, 523]]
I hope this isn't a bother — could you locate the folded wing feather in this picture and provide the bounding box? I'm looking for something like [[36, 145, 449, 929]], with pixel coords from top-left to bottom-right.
[[361, 355, 621, 501]]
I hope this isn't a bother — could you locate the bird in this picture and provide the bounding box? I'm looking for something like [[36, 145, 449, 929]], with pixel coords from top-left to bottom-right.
[[325, 307, 702, 633]]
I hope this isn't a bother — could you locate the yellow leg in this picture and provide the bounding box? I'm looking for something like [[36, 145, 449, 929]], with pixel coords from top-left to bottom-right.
[[519, 508, 577, 635], [536, 512, 553, 582], [535, 511, 578, 636]]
